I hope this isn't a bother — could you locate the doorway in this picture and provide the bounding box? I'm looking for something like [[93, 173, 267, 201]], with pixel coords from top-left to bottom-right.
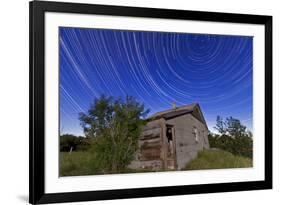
[[166, 124, 176, 170]]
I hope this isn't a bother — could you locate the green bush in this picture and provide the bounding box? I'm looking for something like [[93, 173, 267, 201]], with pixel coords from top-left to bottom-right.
[[79, 95, 149, 173], [208, 134, 253, 158]]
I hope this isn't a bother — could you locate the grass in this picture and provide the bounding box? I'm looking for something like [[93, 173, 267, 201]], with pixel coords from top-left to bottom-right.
[[60, 151, 153, 176], [60, 151, 100, 176], [60, 149, 252, 176], [184, 149, 252, 170]]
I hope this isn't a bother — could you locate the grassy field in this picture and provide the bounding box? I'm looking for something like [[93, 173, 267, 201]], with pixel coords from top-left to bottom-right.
[[184, 149, 252, 170], [60, 151, 153, 176], [60, 151, 100, 176], [60, 149, 252, 176]]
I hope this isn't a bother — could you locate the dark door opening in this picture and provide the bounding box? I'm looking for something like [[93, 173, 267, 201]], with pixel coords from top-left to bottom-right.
[[166, 124, 176, 169]]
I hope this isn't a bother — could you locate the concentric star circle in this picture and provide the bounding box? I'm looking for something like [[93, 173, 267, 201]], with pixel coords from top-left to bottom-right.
[[59, 27, 253, 136]]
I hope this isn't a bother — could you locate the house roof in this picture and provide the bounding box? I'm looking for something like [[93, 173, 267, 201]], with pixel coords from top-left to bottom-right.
[[147, 103, 208, 129]]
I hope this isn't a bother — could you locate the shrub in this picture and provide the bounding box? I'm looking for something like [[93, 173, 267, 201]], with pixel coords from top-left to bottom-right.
[[79, 95, 149, 173]]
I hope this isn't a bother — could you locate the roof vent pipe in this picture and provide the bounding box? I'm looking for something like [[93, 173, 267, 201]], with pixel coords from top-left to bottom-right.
[[172, 102, 177, 109]]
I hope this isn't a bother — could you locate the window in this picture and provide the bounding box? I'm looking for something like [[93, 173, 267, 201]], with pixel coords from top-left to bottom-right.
[[194, 127, 199, 142]]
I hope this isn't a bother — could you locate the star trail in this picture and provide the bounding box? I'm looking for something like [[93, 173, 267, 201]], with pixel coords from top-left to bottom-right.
[[59, 27, 253, 136]]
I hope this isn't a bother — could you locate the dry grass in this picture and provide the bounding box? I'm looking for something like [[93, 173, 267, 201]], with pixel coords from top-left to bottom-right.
[[184, 149, 252, 170]]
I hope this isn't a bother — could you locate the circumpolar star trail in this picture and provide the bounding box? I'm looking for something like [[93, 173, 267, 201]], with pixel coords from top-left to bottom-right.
[[59, 27, 253, 136]]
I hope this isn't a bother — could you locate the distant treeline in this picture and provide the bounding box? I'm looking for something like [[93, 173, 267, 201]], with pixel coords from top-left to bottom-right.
[[60, 134, 91, 152]]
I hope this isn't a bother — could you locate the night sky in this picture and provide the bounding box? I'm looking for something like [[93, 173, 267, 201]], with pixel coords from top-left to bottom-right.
[[59, 27, 253, 136]]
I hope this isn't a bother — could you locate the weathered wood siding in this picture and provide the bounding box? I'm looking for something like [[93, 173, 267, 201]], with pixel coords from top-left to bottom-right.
[[128, 119, 164, 170], [166, 114, 209, 169]]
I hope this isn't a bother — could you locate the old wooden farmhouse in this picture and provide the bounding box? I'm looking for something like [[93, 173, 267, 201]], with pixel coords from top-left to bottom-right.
[[129, 103, 209, 171]]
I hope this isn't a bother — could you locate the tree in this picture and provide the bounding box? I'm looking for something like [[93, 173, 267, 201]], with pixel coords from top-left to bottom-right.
[[214, 115, 226, 135], [214, 116, 247, 138], [79, 95, 149, 173], [79, 95, 115, 138], [209, 116, 253, 158], [225, 117, 246, 138]]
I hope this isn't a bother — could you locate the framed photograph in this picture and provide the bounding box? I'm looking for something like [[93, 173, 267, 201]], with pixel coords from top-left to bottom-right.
[[29, 1, 272, 204]]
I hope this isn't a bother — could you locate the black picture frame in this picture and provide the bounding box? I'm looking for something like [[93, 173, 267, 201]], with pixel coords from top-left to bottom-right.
[[29, 1, 272, 204]]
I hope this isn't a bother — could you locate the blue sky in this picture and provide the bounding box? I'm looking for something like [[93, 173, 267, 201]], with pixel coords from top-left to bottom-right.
[[59, 27, 253, 136]]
